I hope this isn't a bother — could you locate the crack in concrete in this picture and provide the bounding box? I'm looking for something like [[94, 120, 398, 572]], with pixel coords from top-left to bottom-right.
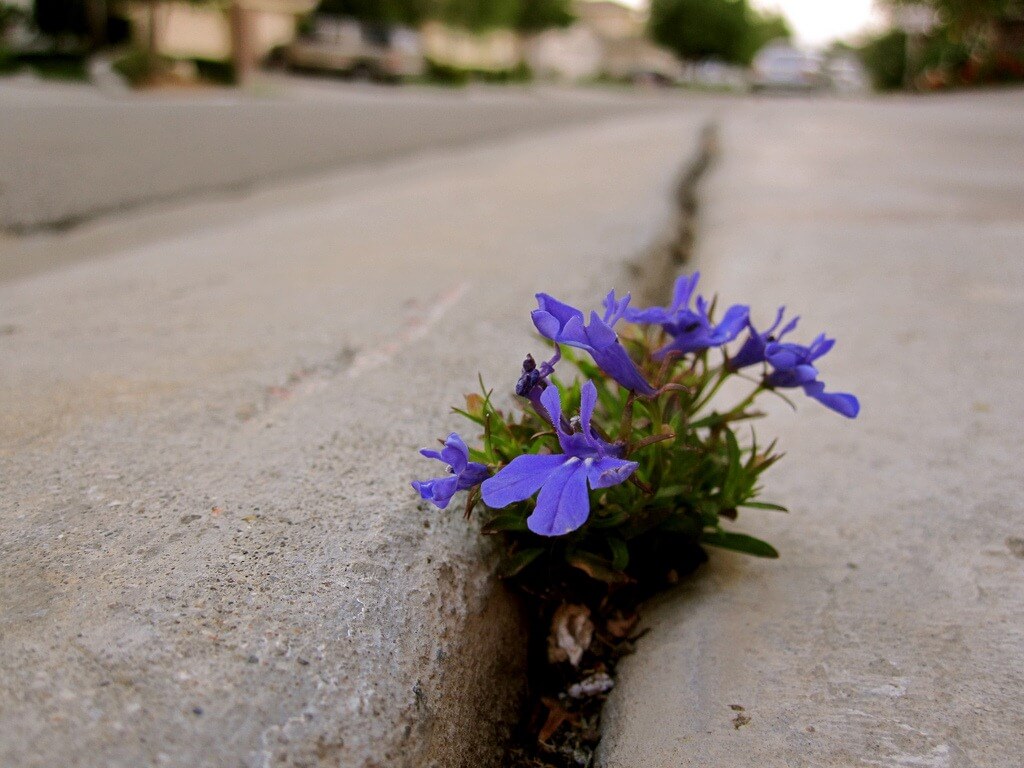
[[628, 122, 719, 307]]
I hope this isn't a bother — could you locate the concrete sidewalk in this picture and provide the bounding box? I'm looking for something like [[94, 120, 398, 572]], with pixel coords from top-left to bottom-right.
[[599, 92, 1024, 767], [0, 107, 711, 766]]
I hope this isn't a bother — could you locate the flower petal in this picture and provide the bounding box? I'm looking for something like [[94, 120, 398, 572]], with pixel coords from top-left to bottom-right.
[[412, 475, 460, 509], [579, 380, 598, 441], [729, 329, 766, 369], [765, 342, 805, 370], [439, 433, 470, 473], [535, 293, 585, 327], [671, 272, 700, 312], [622, 305, 672, 325], [601, 290, 631, 326], [767, 363, 819, 388], [807, 333, 836, 361], [709, 303, 750, 344], [590, 343, 656, 395], [457, 462, 491, 490], [527, 458, 590, 536], [803, 381, 860, 418], [481, 454, 566, 509], [540, 383, 563, 434], [586, 456, 638, 489], [586, 311, 618, 349]]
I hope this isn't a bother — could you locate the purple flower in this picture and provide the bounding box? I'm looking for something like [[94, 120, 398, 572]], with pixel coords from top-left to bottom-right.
[[532, 292, 655, 396], [764, 335, 860, 419], [481, 381, 638, 537], [729, 306, 800, 370], [622, 272, 749, 359], [412, 433, 490, 509]]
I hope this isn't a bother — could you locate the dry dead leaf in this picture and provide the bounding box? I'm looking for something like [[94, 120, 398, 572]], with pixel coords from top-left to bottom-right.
[[547, 604, 594, 667], [537, 697, 578, 743], [605, 612, 640, 639]]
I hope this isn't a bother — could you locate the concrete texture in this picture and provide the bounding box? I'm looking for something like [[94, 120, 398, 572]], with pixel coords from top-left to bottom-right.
[[0, 105, 713, 766], [599, 91, 1024, 767], [0, 77, 682, 235]]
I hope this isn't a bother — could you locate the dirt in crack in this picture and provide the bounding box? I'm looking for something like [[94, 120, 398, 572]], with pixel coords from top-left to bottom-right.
[[501, 123, 719, 768], [502, 547, 708, 767]]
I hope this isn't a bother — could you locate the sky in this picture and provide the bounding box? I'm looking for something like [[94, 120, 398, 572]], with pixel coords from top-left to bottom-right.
[[751, 0, 886, 47]]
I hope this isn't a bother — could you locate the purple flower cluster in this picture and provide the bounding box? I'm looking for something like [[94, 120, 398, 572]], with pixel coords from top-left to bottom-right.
[[411, 433, 490, 510], [729, 307, 860, 419], [481, 381, 638, 536], [412, 273, 859, 536]]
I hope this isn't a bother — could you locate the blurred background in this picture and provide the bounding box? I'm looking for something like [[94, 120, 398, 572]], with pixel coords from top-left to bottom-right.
[[1, 3, 1023, 765], [0, 0, 1021, 93]]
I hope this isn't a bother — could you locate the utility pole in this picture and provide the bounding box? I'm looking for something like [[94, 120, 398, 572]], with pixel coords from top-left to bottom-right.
[[229, 0, 256, 84]]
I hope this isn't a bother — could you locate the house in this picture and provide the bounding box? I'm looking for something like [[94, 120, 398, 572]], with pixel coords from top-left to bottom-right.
[[525, 0, 681, 83], [120, 0, 314, 64]]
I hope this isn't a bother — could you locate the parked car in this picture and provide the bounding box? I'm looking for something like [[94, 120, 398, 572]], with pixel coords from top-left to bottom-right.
[[750, 42, 826, 92], [826, 54, 870, 95], [284, 16, 424, 82]]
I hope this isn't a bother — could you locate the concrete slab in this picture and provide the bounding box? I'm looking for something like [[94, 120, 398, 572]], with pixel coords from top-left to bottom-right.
[[599, 92, 1024, 767], [0, 107, 714, 766]]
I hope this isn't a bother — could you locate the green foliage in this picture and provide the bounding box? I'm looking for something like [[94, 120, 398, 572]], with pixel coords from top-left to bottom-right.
[[455, 323, 788, 597], [648, 0, 791, 66], [0, 2, 26, 35], [884, 0, 1022, 36], [33, 0, 89, 38], [319, 0, 572, 32], [423, 57, 531, 84], [515, 0, 573, 33], [859, 28, 907, 90], [111, 47, 156, 86], [317, 0, 429, 26], [439, 0, 519, 32], [741, 10, 791, 62], [0, 49, 89, 79]]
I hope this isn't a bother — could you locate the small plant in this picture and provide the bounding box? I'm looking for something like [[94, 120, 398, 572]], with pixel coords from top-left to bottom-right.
[[412, 272, 858, 765]]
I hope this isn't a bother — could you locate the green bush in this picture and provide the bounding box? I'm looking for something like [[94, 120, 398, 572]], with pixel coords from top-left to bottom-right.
[[860, 28, 907, 91], [423, 57, 531, 85], [0, 50, 89, 80]]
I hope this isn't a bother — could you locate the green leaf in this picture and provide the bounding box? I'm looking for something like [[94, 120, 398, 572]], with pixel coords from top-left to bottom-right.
[[701, 530, 779, 558], [740, 500, 789, 512], [589, 508, 630, 528], [451, 407, 485, 426], [565, 550, 631, 583], [496, 547, 544, 578], [653, 484, 688, 501], [481, 512, 529, 534], [607, 536, 630, 571], [659, 515, 700, 534]]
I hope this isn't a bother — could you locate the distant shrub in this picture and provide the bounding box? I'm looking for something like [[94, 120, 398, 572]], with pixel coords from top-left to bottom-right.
[[860, 28, 907, 91]]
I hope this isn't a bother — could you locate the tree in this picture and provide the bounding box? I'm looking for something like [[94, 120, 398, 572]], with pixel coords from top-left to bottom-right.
[[33, 0, 112, 49], [516, 0, 573, 33], [317, 0, 430, 26], [887, 0, 1020, 35], [648, 0, 790, 65], [739, 8, 791, 62], [317, 0, 572, 32]]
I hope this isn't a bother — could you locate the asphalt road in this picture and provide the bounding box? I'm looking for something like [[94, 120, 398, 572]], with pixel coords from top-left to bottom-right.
[[0, 76, 680, 238]]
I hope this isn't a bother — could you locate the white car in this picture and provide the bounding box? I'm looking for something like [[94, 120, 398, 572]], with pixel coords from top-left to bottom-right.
[[285, 17, 424, 82], [750, 43, 826, 92]]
